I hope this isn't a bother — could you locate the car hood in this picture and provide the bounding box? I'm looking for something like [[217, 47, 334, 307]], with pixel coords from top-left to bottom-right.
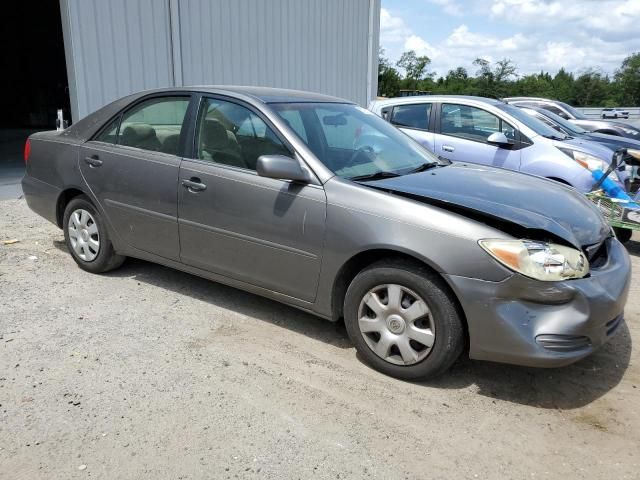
[[364, 163, 610, 248], [586, 132, 640, 150]]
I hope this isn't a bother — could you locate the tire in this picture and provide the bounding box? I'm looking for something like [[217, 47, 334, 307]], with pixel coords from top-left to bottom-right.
[[344, 260, 465, 380], [614, 227, 633, 244], [63, 195, 125, 273]]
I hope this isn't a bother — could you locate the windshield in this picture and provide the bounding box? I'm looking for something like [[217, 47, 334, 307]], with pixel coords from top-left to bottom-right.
[[558, 101, 587, 119], [495, 103, 566, 139], [534, 108, 586, 134], [270, 103, 443, 179]]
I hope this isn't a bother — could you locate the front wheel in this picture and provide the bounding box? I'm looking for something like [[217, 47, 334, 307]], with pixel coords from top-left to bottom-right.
[[344, 260, 465, 380], [63, 195, 125, 273]]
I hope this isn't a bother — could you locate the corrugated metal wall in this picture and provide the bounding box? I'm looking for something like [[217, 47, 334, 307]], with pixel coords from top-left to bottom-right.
[[61, 0, 379, 121]]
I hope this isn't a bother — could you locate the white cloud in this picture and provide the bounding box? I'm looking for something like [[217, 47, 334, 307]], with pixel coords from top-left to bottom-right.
[[380, 8, 411, 45], [380, 2, 640, 77], [429, 0, 463, 16]]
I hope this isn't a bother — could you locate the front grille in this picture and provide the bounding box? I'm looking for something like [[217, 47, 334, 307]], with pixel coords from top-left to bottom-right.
[[606, 315, 623, 336], [536, 334, 591, 352]]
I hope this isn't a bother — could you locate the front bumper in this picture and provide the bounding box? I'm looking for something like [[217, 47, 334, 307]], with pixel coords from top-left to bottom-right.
[[445, 237, 631, 367]]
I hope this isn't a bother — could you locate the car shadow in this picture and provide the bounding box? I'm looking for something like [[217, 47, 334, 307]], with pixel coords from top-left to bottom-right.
[[624, 237, 640, 256], [66, 250, 632, 411], [414, 319, 632, 410], [103, 258, 352, 350]]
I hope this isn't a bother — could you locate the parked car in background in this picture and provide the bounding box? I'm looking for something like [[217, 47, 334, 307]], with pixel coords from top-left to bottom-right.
[[517, 105, 640, 184], [369, 95, 628, 192], [503, 97, 640, 139], [22, 86, 630, 380], [602, 108, 629, 119]]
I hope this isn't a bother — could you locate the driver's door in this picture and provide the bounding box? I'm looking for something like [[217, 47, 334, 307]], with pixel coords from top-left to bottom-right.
[[435, 103, 521, 171], [177, 96, 327, 302]]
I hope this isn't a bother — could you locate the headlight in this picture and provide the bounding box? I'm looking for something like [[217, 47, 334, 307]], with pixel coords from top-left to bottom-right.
[[479, 239, 589, 281], [628, 148, 640, 161], [558, 148, 607, 172]]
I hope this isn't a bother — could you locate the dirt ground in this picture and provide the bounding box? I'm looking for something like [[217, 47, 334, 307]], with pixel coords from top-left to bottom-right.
[[1, 197, 639, 480]]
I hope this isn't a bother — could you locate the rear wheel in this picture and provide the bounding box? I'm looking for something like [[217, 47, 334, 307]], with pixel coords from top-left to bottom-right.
[[344, 260, 464, 380], [63, 195, 125, 273]]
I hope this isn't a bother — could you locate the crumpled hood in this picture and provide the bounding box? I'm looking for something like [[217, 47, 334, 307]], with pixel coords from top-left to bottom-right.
[[365, 163, 611, 248]]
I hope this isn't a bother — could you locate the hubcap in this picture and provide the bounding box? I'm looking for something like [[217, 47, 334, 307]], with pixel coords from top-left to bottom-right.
[[357, 284, 435, 366], [68, 209, 100, 262]]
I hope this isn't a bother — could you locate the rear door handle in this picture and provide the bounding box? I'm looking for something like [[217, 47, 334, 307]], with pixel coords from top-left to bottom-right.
[[84, 155, 103, 167], [442, 145, 455, 153], [182, 177, 207, 192]]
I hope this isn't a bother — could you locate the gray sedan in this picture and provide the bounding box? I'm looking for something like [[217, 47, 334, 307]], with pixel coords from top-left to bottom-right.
[[22, 87, 630, 379]]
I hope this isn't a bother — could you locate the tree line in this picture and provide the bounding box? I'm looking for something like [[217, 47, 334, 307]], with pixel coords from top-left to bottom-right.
[[378, 50, 640, 107]]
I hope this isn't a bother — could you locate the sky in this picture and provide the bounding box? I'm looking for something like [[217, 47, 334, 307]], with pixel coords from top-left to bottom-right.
[[380, 0, 640, 78]]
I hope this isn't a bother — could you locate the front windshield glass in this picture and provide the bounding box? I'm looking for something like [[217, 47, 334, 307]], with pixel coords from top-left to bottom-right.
[[558, 101, 587, 119], [535, 108, 586, 134], [270, 103, 443, 180], [495, 103, 565, 139]]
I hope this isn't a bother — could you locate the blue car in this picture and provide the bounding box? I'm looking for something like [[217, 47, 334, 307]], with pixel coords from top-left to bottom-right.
[[370, 95, 629, 193]]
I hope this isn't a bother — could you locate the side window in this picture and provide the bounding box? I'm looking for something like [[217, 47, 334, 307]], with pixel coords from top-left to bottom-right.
[[196, 98, 289, 170], [441, 104, 513, 143], [119, 97, 189, 155], [390, 103, 431, 130], [94, 117, 120, 144]]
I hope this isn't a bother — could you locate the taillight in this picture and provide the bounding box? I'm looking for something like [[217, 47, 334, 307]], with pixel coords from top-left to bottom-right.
[[24, 138, 31, 164]]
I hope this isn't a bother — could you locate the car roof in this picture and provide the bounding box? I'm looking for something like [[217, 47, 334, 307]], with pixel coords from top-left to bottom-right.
[[374, 95, 505, 107], [173, 85, 351, 104], [502, 97, 554, 102]]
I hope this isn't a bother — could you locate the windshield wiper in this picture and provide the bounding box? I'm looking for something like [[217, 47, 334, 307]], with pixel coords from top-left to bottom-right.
[[406, 162, 439, 174], [543, 134, 567, 141], [350, 171, 401, 182]]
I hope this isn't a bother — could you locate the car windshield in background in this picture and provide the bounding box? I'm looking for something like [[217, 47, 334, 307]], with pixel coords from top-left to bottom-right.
[[270, 103, 442, 180], [496, 103, 566, 139], [559, 101, 588, 119], [536, 108, 587, 134]]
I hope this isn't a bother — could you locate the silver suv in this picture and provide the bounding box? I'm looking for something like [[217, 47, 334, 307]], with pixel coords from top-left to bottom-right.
[[602, 108, 630, 119], [503, 97, 640, 139], [369, 95, 628, 192]]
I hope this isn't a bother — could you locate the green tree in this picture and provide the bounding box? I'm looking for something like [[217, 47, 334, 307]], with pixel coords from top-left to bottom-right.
[[396, 50, 432, 82], [614, 53, 640, 105], [573, 69, 610, 106], [377, 48, 401, 97], [551, 68, 575, 103]]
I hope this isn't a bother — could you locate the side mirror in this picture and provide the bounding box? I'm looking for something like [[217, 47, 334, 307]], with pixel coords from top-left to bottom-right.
[[487, 132, 512, 147], [256, 155, 311, 182]]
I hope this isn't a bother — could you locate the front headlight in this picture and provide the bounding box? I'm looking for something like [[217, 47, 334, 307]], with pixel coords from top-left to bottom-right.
[[558, 148, 608, 172], [479, 239, 589, 281]]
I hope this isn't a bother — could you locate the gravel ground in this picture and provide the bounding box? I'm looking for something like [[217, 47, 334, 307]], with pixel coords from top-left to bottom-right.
[[1, 198, 639, 480]]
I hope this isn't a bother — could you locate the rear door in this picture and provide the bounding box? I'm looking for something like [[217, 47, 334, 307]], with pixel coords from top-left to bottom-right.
[[79, 95, 192, 261], [434, 103, 521, 171], [177, 96, 326, 302], [387, 103, 435, 151]]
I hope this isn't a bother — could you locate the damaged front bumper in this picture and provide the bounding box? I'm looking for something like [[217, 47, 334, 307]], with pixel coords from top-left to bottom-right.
[[444, 237, 631, 367]]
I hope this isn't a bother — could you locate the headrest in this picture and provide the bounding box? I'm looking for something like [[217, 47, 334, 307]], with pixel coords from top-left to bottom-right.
[[201, 119, 230, 150], [121, 123, 156, 144]]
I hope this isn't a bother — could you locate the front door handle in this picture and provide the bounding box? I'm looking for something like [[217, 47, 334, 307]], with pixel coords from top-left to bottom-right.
[[84, 155, 103, 167], [442, 145, 455, 153], [182, 177, 207, 192]]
